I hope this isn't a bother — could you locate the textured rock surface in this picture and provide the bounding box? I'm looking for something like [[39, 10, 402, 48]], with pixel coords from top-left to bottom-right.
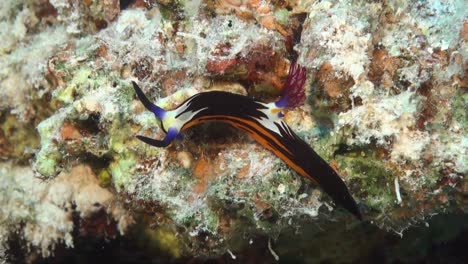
[[0, 163, 133, 258], [0, 0, 466, 261]]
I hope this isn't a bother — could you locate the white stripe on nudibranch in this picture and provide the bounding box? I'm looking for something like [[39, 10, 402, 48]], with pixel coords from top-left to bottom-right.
[[279, 120, 294, 138], [163, 97, 207, 132], [177, 107, 207, 127], [255, 102, 284, 136]]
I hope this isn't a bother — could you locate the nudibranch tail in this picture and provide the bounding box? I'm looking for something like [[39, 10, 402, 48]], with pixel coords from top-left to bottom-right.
[[275, 63, 307, 109], [132, 81, 166, 119]]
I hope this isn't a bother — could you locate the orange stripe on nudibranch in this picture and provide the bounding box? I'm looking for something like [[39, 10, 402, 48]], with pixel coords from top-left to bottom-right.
[[183, 115, 293, 156], [182, 114, 318, 184]]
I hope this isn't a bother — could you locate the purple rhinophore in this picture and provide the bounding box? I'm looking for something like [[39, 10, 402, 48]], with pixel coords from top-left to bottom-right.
[[132, 81, 166, 119], [275, 63, 307, 109]]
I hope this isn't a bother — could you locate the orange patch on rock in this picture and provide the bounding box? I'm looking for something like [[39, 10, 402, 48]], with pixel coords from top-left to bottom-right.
[[161, 70, 187, 96], [236, 161, 251, 178], [316, 63, 354, 98], [206, 59, 238, 74], [329, 159, 340, 174], [248, 0, 261, 8], [261, 15, 276, 30], [256, 5, 270, 14], [192, 180, 208, 195], [260, 72, 284, 93], [61, 122, 82, 140], [368, 49, 399, 84], [97, 43, 108, 58], [192, 159, 215, 194], [193, 159, 213, 179], [461, 21, 468, 42]]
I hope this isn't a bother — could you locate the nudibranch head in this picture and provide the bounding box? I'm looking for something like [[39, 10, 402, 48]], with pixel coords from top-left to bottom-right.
[[261, 102, 284, 120], [161, 110, 178, 132]]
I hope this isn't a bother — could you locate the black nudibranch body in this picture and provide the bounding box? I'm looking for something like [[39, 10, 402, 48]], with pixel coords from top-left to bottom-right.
[[132, 64, 362, 220]]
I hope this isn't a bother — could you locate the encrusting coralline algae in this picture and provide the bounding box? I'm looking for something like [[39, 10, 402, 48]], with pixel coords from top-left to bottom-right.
[[0, 0, 466, 260]]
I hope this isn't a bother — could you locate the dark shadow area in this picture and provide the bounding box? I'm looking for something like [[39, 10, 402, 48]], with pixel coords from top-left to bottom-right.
[[8, 213, 466, 264]]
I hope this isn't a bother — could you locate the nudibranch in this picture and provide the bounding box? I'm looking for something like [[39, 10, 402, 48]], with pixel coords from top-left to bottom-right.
[[132, 64, 362, 220]]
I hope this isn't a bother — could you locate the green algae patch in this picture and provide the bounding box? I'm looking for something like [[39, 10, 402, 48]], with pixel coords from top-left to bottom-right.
[[108, 99, 139, 191], [134, 111, 161, 129], [0, 114, 40, 161], [274, 9, 290, 25], [56, 66, 93, 104], [34, 108, 72, 177], [107, 112, 135, 154], [202, 208, 220, 234], [110, 150, 136, 191], [141, 227, 182, 258], [451, 90, 467, 127], [55, 85, 75, 104], [34, 148, 60, 177], [98, 168, 112, 188], [310, 129, 397, 211], [338, 156, 395, 210]]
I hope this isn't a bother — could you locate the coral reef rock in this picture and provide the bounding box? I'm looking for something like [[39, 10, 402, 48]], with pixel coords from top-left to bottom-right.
[[0, 0, 466, 261]]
